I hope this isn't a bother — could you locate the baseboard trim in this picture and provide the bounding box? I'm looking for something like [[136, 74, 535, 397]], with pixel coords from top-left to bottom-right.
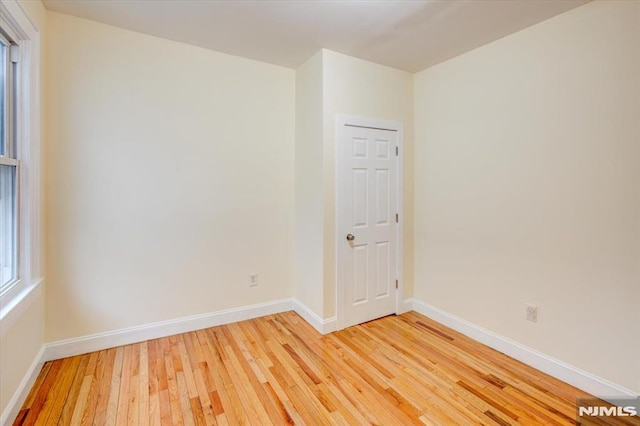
[[0, 345, 46, 426], [43, 298, 293, 362], [292, 299, 336, 334], [409, 298, 638, 404], [398, 298, 414, 315]]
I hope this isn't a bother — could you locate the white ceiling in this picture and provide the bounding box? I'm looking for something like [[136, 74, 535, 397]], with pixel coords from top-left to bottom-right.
[[42, 0, 588, 73]]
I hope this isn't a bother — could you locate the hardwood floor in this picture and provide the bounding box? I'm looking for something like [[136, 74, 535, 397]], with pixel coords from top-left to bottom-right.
[[13, 311, 638, 425]]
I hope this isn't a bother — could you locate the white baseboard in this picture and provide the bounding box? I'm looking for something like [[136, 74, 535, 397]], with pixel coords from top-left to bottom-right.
[[409, 298, 638, 404], [292, 299, 336, 334], [43, 298, 293, 362], [0, 345, 46, 426], [398, 298, 414, 315]]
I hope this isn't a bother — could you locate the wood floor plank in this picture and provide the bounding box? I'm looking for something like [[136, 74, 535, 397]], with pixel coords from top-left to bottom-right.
[[59, 354, 90, 425], [176, 370, 195, 426], [69, 375, 93, 426], [139, 341, 151, 424], [15, 311, 632, 426], [20, 359, 63, 425], [20, 362, 52, 412], [159, 388, 173, 426], [219, 337, 272, 425], [202, 328, 250, 425], [200, 351, 240, 424], [35, 356, 80, 425], [115, 345, 132, 426], [105, 346, 125, 425], [127, 375, 139, 425], [93, 348, 117, 425], [148, 340, 162, 426], [192, 361, 218, 425], [164, 350, 184, 426]]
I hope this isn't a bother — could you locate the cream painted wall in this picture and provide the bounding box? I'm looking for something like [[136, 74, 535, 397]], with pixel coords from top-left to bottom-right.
[[45, 12, 295, 341], [0, 0, 47, 417], [414, 0, 640, 392], [294, 50, 413, 320], [0, 296, 44, 414], [294, 51, 325, 317], [322, 50, 414, 318]]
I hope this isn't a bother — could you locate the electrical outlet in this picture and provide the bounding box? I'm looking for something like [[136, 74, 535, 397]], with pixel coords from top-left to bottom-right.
[[526, 304, 538, 322], [249, 273, 258, 287]]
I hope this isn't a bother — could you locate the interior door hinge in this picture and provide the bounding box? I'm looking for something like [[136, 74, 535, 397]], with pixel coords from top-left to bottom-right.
[[396, 146, 399, 156], [395, 280, 399, 289], [396, 213, 399, 223]]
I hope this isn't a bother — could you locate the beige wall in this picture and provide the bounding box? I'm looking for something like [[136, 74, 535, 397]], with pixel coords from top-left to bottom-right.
[[45, 12, 295, 341], [414, 0, 640, 392], [294, 50, 413, 320], [0, 296, 44, 414], [322, 50, 414, 318], [0, 0, 47, 417], [294, 51, 325, 317]]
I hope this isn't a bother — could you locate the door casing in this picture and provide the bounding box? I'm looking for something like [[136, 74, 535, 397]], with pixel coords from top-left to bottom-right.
[[335, 115, 404, 331]]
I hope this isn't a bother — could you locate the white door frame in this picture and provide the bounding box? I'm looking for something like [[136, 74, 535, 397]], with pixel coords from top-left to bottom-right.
[[335, 115, 404, 331]]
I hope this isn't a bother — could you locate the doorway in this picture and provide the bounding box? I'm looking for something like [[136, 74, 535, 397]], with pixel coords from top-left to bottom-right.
[[336, 116, 404, 330]]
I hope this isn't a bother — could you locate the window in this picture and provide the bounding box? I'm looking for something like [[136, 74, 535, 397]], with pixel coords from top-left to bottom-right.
[[0, 1, 41, 322], [0, 29, 18, 294]]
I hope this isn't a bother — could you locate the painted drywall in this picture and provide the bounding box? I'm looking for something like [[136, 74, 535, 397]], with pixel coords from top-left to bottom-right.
[[0, 295, 44, 415], [294, 51, 325, 318], [0, 0, 47, 417], [322, 50, 414, 318], [414, 0, 640, 393], [45, 12, 295, 341], [294, 49, 413, 321]]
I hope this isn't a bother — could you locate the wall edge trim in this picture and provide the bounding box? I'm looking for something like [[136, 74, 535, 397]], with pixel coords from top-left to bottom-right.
[[409, 298, 638, 403], [292, 299, 337, 334], [42, 298, 294, 361]]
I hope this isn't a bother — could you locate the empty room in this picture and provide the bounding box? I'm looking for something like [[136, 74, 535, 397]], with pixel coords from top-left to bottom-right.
[[0, 0, 638, 424]]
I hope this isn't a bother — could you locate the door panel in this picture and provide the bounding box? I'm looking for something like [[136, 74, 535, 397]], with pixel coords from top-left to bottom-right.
[[353, 245, 368, 304], [353, 137, 368, 158], [353, 169, 368, 227], [339, 125, 398, 329], [375, 241, 390, 298], [375, 169, 389, 225]]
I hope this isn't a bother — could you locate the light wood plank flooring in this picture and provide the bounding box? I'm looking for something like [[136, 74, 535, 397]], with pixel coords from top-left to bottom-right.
[[13, 311, 638, 425]]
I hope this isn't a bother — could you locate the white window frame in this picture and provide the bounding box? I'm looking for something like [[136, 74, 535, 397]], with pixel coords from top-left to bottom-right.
[[0, 0, 42, 333], [0, 28, 20, 297]]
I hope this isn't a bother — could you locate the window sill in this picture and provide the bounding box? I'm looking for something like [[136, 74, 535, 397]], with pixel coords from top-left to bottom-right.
[[0, 278, 43, 338]]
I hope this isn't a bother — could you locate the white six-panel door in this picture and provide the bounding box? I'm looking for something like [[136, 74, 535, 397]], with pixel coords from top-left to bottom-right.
[[337, 121, 400, 329]]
